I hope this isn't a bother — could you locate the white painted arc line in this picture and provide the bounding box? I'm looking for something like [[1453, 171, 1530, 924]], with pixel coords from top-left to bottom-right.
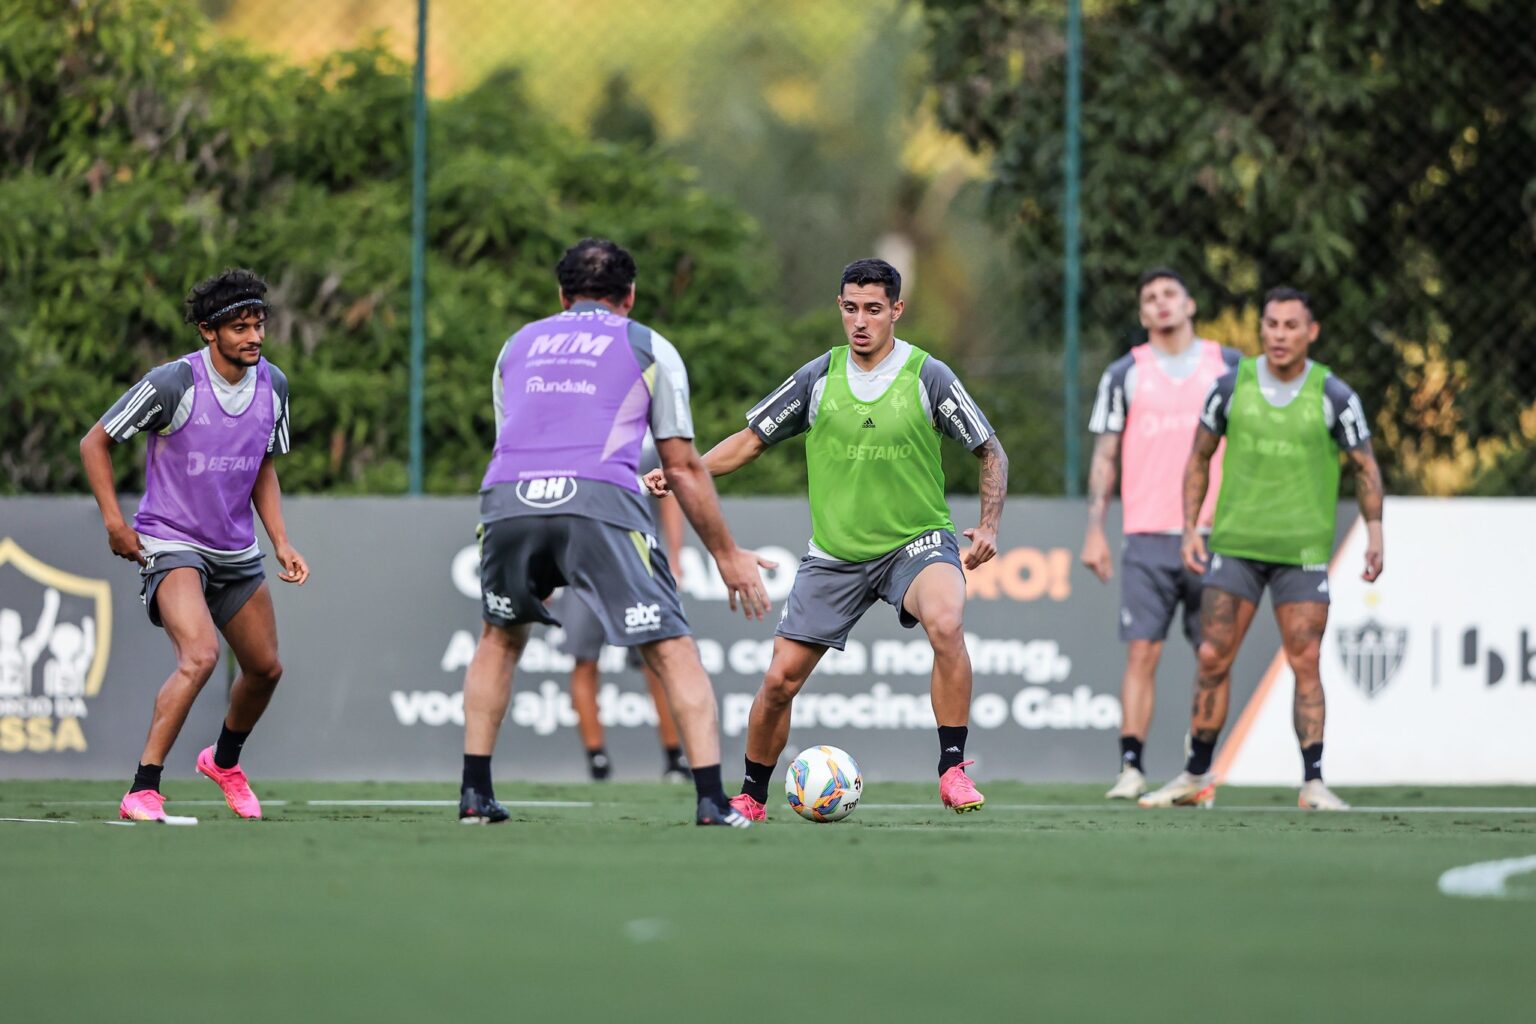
[[1438, 855, 1536, 899], [1, 817, 79, 825]]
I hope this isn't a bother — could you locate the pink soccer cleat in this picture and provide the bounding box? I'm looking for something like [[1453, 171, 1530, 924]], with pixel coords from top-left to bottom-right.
[[939, 760, 985, 814], [729, 793, 768, 822], [119, 788, 168, 822], [196, 746, 263, 819]]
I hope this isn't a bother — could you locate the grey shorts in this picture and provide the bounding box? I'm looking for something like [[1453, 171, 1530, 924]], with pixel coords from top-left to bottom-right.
[[777, 529, 963, 651], [479, 514, 689, 647], [550, 589, 643, 669], [141, 550, 265, 629], [1120, 534, 1203, 645], [1205, 552, 1331, 607]]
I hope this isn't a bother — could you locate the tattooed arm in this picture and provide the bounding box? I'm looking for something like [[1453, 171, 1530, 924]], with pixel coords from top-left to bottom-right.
[[1349, 440, 1385, 582], [1180, 425, 1222, 574], [964, 436, 1008, 570], [1079, 433, 1121, 582]]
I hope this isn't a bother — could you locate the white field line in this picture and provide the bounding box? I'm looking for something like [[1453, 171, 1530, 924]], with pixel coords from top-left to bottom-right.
[[1438, 855, 1536, 900], [859, 803, 1536, 814], [1, 817, 79, 825], [304, 799, 593, 808], [39, 800, 290, 807]]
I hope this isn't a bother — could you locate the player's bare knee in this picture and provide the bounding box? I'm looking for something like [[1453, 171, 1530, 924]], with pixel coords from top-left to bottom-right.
[[178, 643, 221, 682], [1196, 640, 1233, 677], [923, 609, 966, 655], [760, 668, 804, 710], [249, 656, 283, 691]]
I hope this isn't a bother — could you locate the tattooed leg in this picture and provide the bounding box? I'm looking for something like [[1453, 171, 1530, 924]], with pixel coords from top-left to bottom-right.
[[1191, 588, 1258, 743], [1277, 600, 1329, 747]]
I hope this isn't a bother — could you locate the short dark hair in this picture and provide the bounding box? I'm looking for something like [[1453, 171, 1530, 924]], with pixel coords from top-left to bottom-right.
[[1136, 267, 1188, 298], [556, 238, 637, 304], [1262, 286, 1316, 320], [184, 268, 268, 327], [839, 258, 901, 302]]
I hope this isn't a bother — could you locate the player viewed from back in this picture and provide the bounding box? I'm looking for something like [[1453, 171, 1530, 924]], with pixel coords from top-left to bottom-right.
[[647, 258, 1009, 819], [79, 269, 309, 823], [459, 237, 772, 827], [554, 433, 689, 782], [1140, 287, 1383, 811], [1081, 269, 1240, 800]]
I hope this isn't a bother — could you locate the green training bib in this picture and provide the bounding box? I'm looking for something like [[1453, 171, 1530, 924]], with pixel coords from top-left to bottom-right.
[[1209, 358, 1341, 566], [805, 345, 954, 562]]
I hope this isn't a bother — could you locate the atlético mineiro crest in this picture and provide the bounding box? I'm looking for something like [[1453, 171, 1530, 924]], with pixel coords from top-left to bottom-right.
[[0, 538, 113, 753], [1336, 618, 1407, 699]]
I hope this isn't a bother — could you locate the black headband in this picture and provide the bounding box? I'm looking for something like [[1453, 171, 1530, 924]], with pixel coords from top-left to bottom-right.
[[203, 298, 267, 324]]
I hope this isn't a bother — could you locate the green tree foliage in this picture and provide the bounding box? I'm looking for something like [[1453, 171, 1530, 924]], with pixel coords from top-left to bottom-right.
[[920, 0, 1536, 494], [0, 0, 832, 495]]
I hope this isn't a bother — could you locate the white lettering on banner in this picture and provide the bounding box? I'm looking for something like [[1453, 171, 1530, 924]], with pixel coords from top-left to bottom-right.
[[1223, 498, 1536, 785], [452, 545, 480, 599], [1012, 686, 1121, 730], [676, 546, 798, 602]]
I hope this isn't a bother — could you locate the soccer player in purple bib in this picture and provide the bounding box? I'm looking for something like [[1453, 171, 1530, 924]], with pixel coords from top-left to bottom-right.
[[80, 269, 308, 823], [458, 238, 772, 827]]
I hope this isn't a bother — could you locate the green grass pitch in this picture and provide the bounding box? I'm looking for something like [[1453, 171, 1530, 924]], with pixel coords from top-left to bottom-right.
[[4, 781, 1534, 1023]]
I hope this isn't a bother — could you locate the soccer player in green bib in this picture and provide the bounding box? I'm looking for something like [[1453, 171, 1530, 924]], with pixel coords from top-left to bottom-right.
[[1139, 287, 1384, 811], [646, 259, 1008, 818]]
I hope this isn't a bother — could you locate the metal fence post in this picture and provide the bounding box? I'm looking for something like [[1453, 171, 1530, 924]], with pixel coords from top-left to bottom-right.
[[1062, 0, 1083, 496], [407, 0, 429, 494]]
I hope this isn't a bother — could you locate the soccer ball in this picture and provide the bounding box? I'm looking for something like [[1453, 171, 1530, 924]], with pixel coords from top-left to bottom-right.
[[785, 745, 862, 822]]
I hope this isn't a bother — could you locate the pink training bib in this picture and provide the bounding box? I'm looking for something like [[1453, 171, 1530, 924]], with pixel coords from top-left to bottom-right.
[[1120, 340, 1227, 535]]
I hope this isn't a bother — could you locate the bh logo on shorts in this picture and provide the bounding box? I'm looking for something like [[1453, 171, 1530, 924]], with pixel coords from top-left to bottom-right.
[[0, 538, 112, 753], [484, 591, 516, 619], [624, 602, 662, 635], [516, 476, 577, 509]]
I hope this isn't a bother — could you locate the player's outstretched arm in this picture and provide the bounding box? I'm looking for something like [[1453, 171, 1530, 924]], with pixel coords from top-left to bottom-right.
[[655, 436, 775, 619], [1180, 425, 1221, 574], [643, 428, 766, 496], [1349, 441, 1385, 582], [1080, 432, 1121, 582], [963, 436, 1008, 570], [251, 455, 309, 585], [79, 423, 144, 565]]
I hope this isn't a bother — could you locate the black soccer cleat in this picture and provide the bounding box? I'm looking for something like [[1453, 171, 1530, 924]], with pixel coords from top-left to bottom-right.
[[695, 795, 752, 828], [459, 787, 510, 825]]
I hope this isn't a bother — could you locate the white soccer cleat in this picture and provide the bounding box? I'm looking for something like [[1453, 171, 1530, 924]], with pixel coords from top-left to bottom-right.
[[1298, 779, 1350, 811], [1105, 765, 1147, 800], [1137, 771, 1216, 808]]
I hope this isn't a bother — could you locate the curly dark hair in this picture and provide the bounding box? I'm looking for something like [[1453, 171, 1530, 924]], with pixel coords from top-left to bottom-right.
[[555, 238, 637, 304], [184, 268, 269, 327]]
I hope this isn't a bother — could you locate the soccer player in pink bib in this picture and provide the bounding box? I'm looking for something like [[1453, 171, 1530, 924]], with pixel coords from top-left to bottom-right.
[[1081, 269, 1240, 800], [81, 269, 308, 823]]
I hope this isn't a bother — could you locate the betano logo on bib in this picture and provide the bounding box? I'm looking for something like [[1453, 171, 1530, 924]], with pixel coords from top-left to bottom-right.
[[0, 538, 112, 753]]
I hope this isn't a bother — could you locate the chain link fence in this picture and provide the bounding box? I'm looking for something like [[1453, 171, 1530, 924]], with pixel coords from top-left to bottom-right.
[[6, 1, 1530, 495]]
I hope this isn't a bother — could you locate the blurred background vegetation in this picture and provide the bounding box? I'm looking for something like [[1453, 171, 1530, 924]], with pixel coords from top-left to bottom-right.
[[2, 0, 1532, 497]]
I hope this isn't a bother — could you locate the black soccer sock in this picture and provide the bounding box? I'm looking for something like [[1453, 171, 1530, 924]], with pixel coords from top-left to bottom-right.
[[1119, 735, 1145, 773], [1301, 742, 1325, 782], [938, 725, 969, 775], [664, 745, 687, 773], [741, 758, 775, 804], [586, 747, 612, 781], [213, 724, 251, 770], [1186, 737, 1216, 776], [692, 763, 729, 807], [462, 754, 494, 797], [131, 762, 163, 794]]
